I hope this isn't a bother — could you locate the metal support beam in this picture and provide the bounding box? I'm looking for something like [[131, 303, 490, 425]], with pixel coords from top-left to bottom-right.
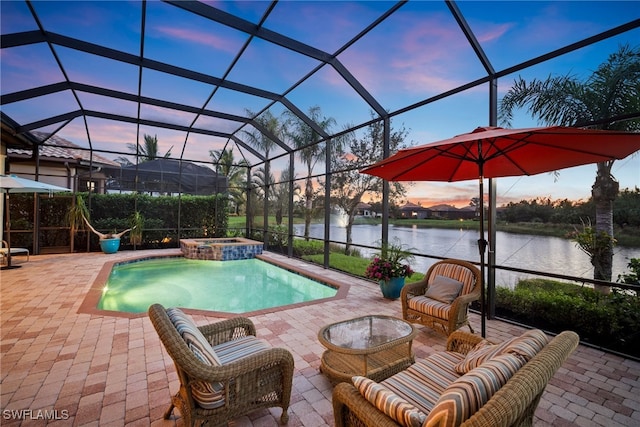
[[487, 78, 499, 319], [288, 151, 294, 257], [324, 137, 332, 268], [382, 116, 390, 245]]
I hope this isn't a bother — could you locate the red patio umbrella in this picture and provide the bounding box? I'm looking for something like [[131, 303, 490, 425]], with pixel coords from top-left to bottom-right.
[[361, 126, 640, 336]]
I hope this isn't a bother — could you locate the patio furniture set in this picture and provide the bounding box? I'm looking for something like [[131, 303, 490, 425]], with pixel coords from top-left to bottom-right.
[[150, 259, 579, 427]]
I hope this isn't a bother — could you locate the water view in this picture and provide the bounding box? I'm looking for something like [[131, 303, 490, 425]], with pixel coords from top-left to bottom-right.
[[294, 224, 640, 287]]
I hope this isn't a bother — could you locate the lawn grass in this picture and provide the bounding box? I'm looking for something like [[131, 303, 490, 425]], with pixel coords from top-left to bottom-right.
[[302, 252, 424, 284]]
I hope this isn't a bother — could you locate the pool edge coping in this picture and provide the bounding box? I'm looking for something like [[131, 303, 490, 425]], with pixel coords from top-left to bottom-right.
[[78, 249, 350, 319]]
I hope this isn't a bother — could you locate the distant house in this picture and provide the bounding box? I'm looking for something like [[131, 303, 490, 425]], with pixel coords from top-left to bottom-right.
[[399, 201, 431, 219], [429, 204, 476, 220], [355, 202, 377, 218], [7, 131, 120, 193], [459, 205, 479, 220]]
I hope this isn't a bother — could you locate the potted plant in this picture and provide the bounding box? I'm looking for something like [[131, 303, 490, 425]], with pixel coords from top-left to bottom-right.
[[83, 219, 131, 254], [365, 239, 415, 299]]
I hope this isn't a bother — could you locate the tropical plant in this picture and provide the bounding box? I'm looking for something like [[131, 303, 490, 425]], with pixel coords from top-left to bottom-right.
[[365, 239, 415, 282], [499, 44, 640, 291], [83, 218, 131, 240], [66, 194, 90, 252], [568, 220, 617, 281], [128, 211, 145, 246]]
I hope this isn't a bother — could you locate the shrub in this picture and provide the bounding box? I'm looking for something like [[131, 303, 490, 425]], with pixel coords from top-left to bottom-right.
[[495, 279, 640, 357]]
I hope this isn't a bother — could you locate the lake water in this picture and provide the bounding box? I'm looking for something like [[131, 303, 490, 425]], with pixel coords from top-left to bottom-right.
[[293, 223, 640, 287]]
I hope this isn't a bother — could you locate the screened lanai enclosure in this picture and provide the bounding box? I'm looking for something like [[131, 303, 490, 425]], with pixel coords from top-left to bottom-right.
[[2, 2, 639, 291]]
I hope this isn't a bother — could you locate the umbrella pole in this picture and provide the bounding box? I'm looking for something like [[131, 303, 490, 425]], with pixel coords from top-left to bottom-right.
[[478, 174, 487, 337], [2, 192, 19, 270]]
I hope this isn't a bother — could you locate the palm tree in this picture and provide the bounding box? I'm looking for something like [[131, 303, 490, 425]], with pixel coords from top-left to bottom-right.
[[271, 167, 300, 226], [209, 148, 248, 215], [499, 44, 640, 290], [121, 134, 173, 163], [242, 110, 284, 232], [243, 110, 282, 161], [284, 106, 337, 240]]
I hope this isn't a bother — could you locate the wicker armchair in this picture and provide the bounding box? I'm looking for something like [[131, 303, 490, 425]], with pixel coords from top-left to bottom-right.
[[333, 330, 580, 427], [149, 304, 294, 426], [401, 259, 481, 336]]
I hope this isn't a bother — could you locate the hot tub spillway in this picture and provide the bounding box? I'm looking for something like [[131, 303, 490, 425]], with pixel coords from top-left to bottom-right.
[[180, 238, 264, 261]]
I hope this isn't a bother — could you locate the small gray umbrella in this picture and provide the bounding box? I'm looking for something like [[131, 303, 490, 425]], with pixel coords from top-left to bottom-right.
[[1, 174, 71, 269]]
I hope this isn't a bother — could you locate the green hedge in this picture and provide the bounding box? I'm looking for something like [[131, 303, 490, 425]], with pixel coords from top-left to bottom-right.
[[80, 193, 228, 250], [495, 279, 640, 357]]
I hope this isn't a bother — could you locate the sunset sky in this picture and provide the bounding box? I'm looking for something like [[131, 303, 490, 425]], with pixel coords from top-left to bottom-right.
[[1, 1, 638, 208]]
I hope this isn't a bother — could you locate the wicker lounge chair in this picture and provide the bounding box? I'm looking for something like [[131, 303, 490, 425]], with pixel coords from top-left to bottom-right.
[[1, 240, 29, 265], [148, 304, 294, 426], [333, 329, 580, 427], [401, 259, 481, 336]]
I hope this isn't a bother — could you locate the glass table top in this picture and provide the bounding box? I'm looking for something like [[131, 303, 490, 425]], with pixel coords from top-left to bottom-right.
[[320, 315, 414, 350]]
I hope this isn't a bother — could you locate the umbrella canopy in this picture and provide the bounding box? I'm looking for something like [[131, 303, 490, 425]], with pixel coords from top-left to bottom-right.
[[361, 126, 640, 337], [1, 174, 71, 269], [361, 126, 640, 182], [0, 174, 72, 194]]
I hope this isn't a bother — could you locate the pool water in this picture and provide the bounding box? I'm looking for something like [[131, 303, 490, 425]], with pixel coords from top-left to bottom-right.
[[99, 257, 338, 313]]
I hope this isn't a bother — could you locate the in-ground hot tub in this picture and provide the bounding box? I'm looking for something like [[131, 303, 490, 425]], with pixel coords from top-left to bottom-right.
[[180, 237, 263, 261]]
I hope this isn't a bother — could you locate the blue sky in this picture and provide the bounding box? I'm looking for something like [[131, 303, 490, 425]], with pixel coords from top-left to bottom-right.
[[1, 1, 639, 207]]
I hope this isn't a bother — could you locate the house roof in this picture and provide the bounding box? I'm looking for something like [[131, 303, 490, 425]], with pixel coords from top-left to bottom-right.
[[400, 201, 427, 210], [428, 204, 460, 211], [8, 131, 120, 167]]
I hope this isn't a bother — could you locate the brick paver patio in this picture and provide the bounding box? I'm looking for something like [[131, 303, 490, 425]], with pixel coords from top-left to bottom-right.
[[1, 250, 639, 426]]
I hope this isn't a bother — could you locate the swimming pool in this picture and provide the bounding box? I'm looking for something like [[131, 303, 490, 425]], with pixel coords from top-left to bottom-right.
[[97, 256, 339, 314]]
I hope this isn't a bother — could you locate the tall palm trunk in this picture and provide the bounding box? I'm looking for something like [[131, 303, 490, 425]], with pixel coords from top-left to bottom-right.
[[591, 161, 618, 293], [304, 175, 313, 240]]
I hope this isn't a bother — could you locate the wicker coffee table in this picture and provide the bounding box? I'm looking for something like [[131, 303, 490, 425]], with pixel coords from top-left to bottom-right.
[[318, 315, 417, 383]]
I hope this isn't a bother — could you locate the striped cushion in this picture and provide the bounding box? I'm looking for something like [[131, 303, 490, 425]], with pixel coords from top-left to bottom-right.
[[429, 263, 476, 295], [213, 336, 270, 364], [425, 354, 525, 427], [454, 339, 508, 374], [166, 308, 225, 409], [353, 376, 427, 427], [383, 351, 465, 413], [455, 329, 548, 374], [504, 329, 548, 362], [407, 296, 452, 320]]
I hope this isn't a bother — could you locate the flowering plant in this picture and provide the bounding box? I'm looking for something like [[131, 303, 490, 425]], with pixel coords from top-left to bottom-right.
[[365, 239, 415, 282]]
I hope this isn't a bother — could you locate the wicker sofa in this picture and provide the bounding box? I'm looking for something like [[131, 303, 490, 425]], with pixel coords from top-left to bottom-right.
[[149, 304, 294, 426], [333, 329, 579, 427]]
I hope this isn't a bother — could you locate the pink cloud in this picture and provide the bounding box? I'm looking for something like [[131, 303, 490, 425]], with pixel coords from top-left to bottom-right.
[[154, 26, 238, 54], [335, 14, 483, 98], [475, 23, 512, 44]]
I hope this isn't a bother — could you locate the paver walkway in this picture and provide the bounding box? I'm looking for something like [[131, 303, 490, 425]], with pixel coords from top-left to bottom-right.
[[1, 250, 639, 426]]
